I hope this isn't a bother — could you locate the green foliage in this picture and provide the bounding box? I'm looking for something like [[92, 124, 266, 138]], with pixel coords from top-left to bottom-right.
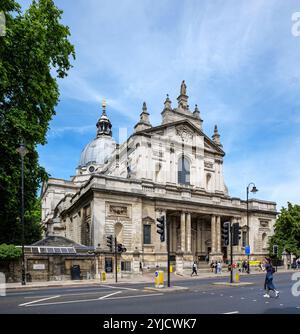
[[0, 244, 22, 260], [269, 202, 300, 258], [0, 0, 75, 244]]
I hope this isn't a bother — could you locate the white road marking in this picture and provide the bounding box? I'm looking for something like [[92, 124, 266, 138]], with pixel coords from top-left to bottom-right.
[[230, 296, 233, 298], [105, 293, 164, 300], [98, 291, 122, 300], [19, 295, 60, 307], [296, 307, 300, 309], [66, 288, 108, 292], [252, 300, 257, 302], [241, 297, 245, 300], [280, 304, 284, 306], [22, 293, 163, 307], [265, 302, 269, 304], [24, 291, 111, 299], [220, 294, 223, 296], [99, 285, 137, 291], [223, 311, 239, 314], [211, 293, 215, 295]]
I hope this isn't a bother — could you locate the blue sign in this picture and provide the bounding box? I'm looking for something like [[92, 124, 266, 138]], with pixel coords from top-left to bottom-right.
[[155, 271, 158, 277], [245, 246, 251, 255]]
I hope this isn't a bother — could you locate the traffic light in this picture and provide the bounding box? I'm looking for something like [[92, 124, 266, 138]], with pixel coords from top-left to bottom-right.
[[156, 216, 165, 242], [117, 244, 127, 253], [232, 223, 242, 246], [221, 222, 230, 246], [106, 234, 113, 252], [273, 245, 278, 256]]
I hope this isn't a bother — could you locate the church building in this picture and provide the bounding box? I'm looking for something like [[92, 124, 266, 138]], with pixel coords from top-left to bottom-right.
[[41, 81, 277, 275]]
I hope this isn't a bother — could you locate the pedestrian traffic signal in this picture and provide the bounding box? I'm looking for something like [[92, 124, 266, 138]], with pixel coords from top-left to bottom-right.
[[156, 216, 165, 242], [221, 222, 230, 246], [273, 244, 278, 256], [117, 243, 127, 253], [232, 223, 242, 246], [106, 234, 113, 252]]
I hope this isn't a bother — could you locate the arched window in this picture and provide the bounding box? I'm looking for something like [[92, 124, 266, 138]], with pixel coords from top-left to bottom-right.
[[178, 156, 190, 185]]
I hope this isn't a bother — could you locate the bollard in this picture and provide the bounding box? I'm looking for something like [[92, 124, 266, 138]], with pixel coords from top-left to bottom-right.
[[101, 271, 107, 282]]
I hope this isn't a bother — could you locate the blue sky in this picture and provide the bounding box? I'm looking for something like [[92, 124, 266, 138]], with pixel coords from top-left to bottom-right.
[[20, 0, 300, 210]]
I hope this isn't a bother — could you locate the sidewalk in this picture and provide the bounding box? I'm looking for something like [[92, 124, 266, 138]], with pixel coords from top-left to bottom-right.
[[4, 267, 294, 290]]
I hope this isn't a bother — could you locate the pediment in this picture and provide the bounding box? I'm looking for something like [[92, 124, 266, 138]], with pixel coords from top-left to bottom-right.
[[142, 216, 155, 224], [134, 119, 225, 155], [204, 137, 223, 154]]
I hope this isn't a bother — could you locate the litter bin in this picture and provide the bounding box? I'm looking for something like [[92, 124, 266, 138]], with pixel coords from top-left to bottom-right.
[[71, 265, 81, 280], [154, 270, 164, 288]]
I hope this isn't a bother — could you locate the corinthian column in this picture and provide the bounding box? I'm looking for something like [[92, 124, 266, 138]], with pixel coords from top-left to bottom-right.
[[186, 213, 191, 253], [196, 219, 201, 253], [211, 215, 216, 253], [216, 216, 221, 253], [180, 212, 186, 252]]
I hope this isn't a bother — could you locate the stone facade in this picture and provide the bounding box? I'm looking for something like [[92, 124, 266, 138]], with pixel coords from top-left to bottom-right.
[[41, 81, 277, 275]]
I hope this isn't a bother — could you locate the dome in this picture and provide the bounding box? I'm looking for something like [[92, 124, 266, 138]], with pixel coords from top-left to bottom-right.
[[79, 135, 116, 168], [78, 101, 116, 168]]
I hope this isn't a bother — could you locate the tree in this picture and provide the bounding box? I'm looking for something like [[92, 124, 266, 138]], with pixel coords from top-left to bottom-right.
[[0, 0, 75, 244], [269, 202, 300, 259], [0, 244, 22, 260]]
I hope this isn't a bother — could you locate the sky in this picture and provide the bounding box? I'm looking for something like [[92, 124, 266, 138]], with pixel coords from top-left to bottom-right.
[[19, 0, 300, 210]]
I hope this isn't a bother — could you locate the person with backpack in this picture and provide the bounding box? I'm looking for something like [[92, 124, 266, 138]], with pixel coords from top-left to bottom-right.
[[191, 261, 198, 276], [263, 258, 279, 298]]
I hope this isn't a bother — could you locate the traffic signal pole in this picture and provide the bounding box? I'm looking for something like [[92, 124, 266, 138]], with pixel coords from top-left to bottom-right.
[[230, 222, 233, 283], [114, 236, 117, 283], [167, 218, 170, 288]]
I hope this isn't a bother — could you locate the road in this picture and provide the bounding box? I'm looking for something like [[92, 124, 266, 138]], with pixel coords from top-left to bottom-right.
[[0, 272, 299, 314]]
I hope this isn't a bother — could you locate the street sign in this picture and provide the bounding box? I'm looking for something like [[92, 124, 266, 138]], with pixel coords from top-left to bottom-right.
[[245, 245, 250, 255]]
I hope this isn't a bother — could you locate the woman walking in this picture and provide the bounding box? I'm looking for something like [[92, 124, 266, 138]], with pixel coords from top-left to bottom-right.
[[263, 258, 279, 298]]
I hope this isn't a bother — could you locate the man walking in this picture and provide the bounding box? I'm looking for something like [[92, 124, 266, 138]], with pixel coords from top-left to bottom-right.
[[191, 261, 198, 276], [263, 258, 279, 298]]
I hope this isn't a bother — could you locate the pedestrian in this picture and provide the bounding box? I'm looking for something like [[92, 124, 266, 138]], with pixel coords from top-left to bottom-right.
[[263, 258, 279, 298], [191, 261, 198, 276], [210, 261, 214, 273], [214, 261, 218, 274], [205, 254, 209, 264]]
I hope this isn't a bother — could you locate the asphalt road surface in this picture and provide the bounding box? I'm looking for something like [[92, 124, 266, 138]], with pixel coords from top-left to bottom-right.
[[1, 272, 299, 314]]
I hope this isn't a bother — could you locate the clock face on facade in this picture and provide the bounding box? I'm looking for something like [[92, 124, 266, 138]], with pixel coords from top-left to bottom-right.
[[89, 166, 95, 173]]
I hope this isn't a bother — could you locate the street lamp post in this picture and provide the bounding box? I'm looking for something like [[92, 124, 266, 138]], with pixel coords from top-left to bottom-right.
[[246, 182, 258, 274], [16, 142, 28, 285]]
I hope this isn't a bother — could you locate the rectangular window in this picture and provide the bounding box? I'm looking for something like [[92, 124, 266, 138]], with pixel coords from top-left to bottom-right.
[[121, 261, 131, 272], [143, 225, 151, 244], [242, 231, 247, 247], [105, 258, 113, 273]]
